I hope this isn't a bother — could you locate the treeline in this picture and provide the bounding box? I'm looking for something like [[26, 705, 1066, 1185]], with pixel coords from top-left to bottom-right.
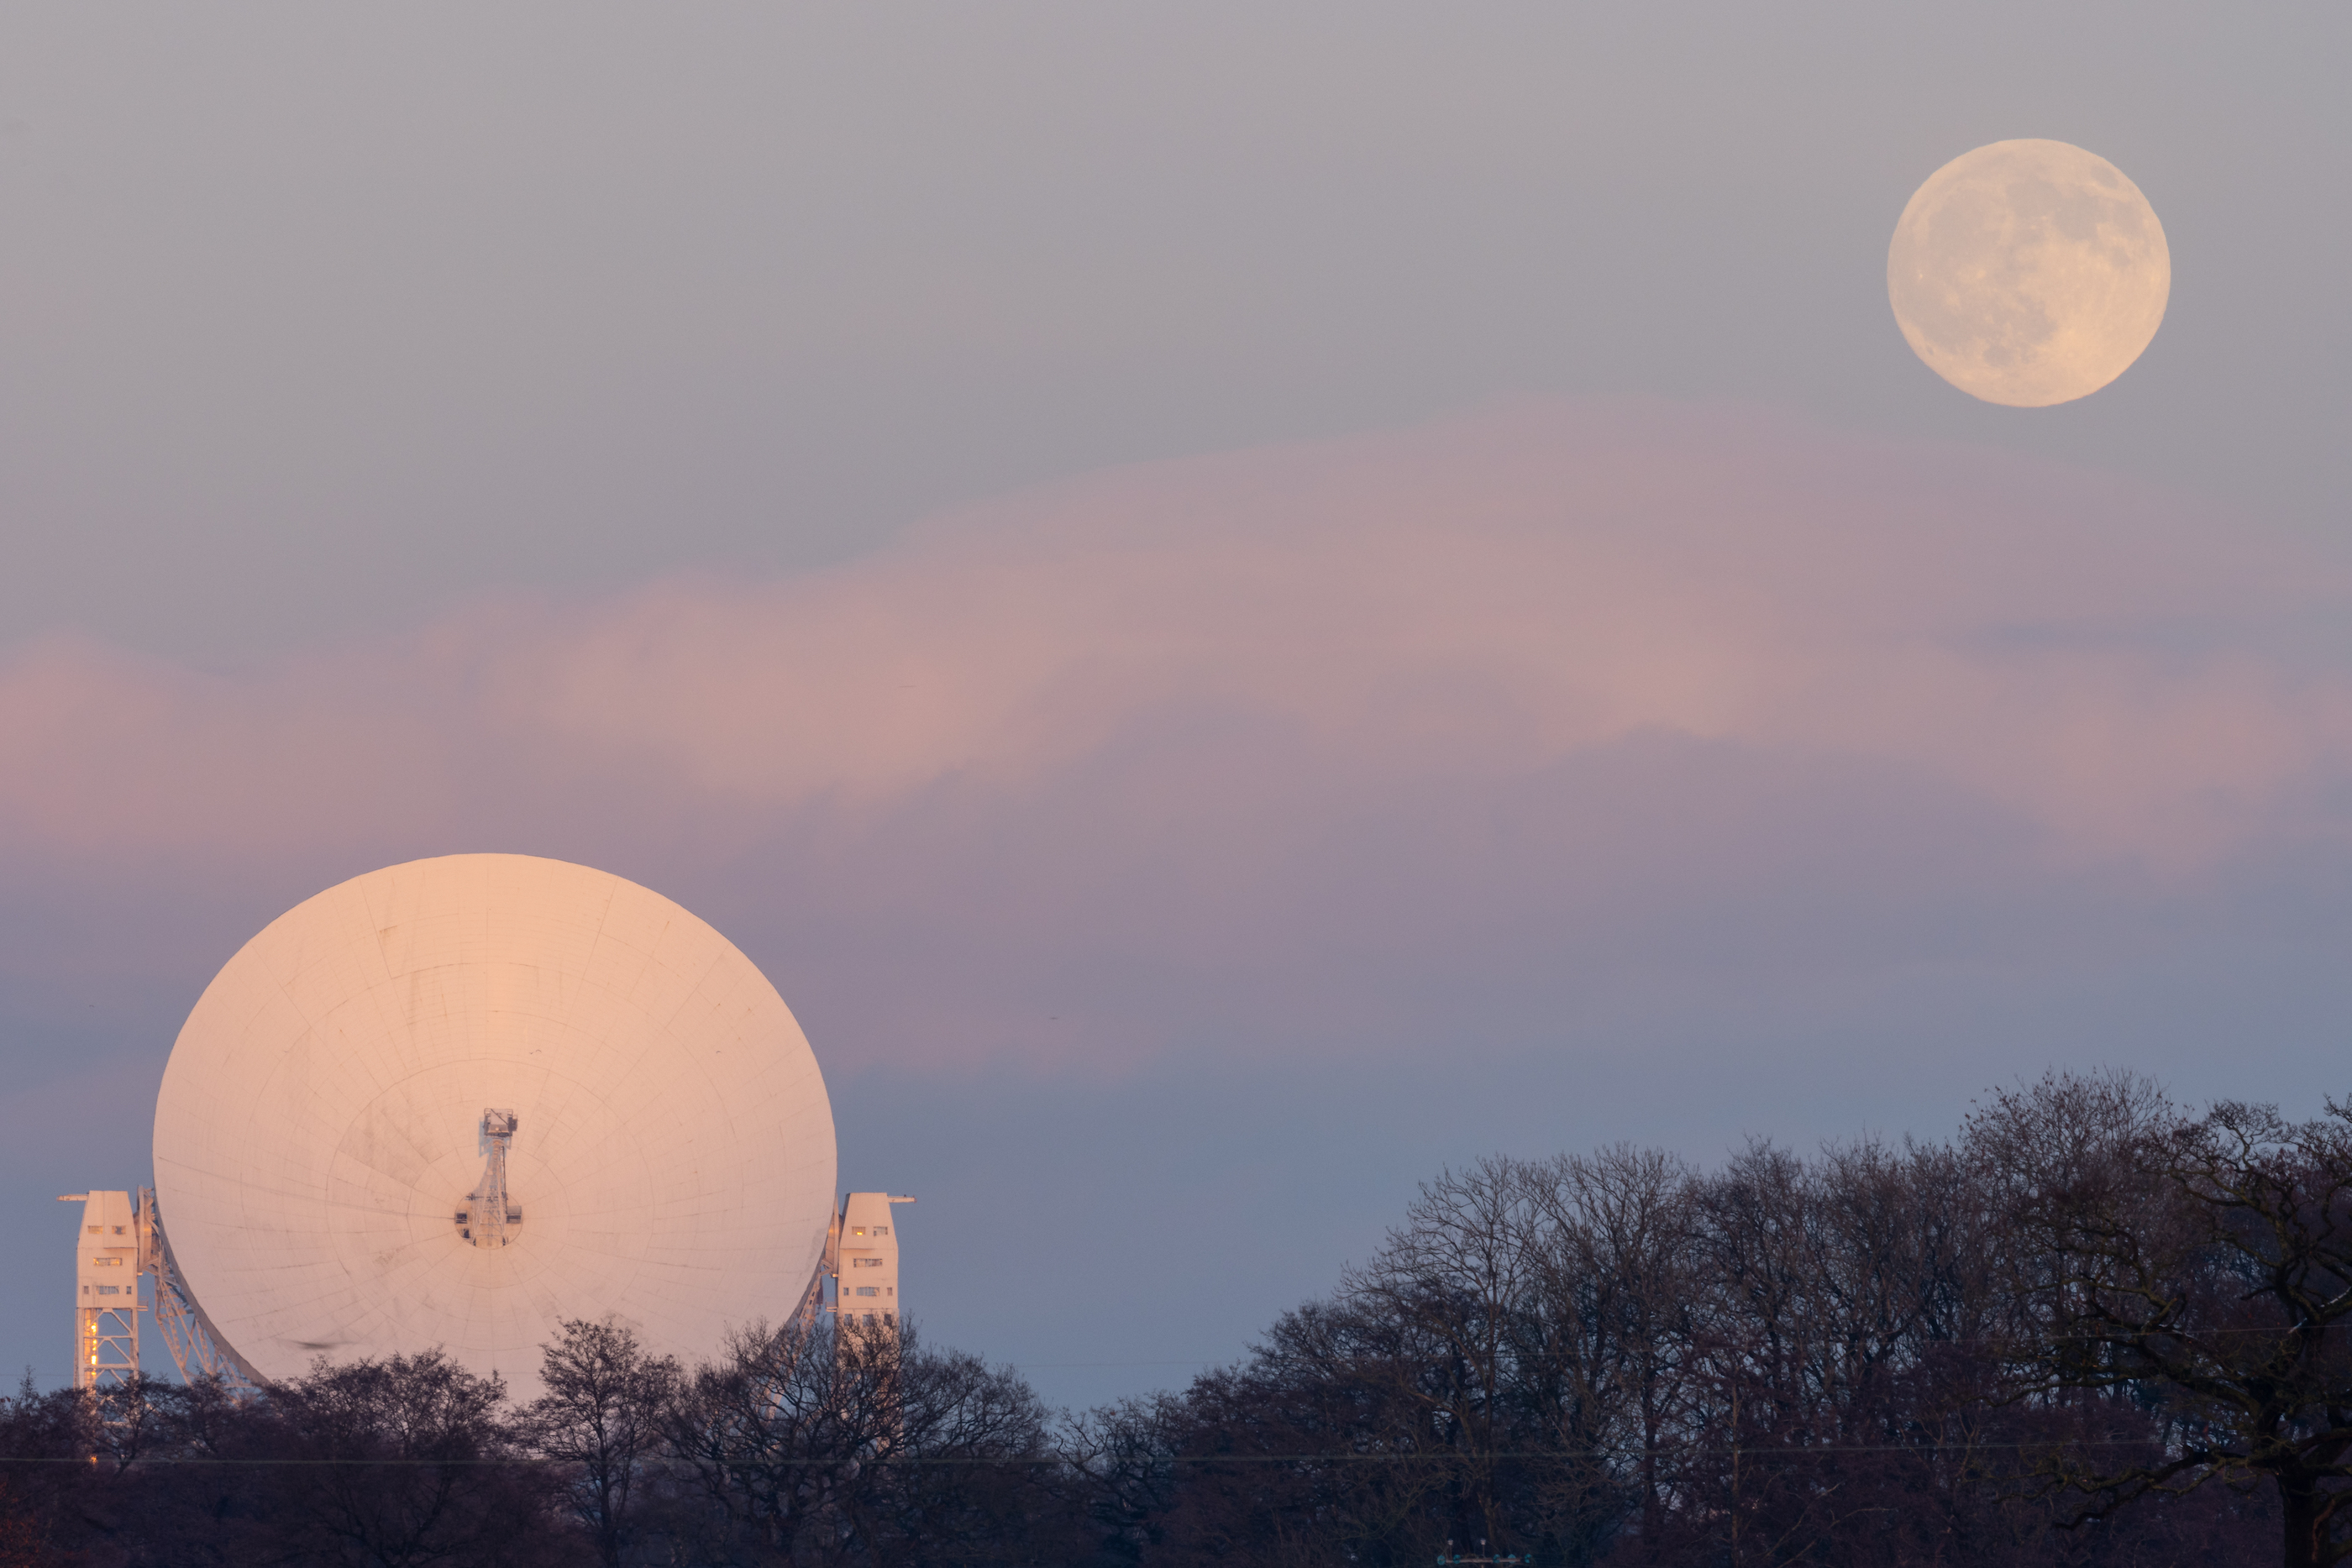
[[6, 1071, 2350, 1566], [0, 1319, 1076, 1567]]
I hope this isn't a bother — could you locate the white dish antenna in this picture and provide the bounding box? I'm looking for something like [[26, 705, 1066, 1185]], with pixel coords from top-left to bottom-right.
[[150, 853, 837, 1398]]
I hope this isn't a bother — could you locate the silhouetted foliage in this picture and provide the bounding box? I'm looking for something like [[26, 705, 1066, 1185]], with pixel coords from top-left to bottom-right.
[[520, 1317, 682, 1568], [1970, 1072, 2352, 1568], [0, 1356, 570, 1567], [8, 1072, 2339, 1565], [657, 1313, 1084, 1566], [1078, 1107, 2284, 1568]]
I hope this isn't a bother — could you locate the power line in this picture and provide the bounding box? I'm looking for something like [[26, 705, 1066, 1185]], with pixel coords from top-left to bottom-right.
[[0, 1436, 2304, 1469]]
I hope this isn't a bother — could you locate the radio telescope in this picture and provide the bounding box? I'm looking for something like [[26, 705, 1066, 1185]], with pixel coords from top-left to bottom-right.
[[146, 854, 838, 1398]]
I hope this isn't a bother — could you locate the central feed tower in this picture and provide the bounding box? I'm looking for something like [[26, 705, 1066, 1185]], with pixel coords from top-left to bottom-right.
[[148, 854, 838, 1398]]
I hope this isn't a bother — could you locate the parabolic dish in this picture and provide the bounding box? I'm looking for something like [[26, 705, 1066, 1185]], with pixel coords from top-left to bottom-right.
[[152, 854, 837, 1398]]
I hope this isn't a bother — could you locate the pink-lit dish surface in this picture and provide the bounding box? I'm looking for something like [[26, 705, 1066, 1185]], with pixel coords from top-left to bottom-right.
[[152, 853, 837, 1398]]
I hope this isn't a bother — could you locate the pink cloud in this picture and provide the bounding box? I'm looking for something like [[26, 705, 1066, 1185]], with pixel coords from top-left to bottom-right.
[[5, 400, 2349, 1072]]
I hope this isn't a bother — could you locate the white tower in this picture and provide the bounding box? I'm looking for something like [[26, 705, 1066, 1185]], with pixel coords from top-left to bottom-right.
[[824, 1193, 914, 1328], [62, 1191, 139, 1390], [60, 1187, 262, 1392]]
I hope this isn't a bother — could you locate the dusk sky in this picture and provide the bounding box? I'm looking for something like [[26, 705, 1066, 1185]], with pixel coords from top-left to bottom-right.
[[4, 6, 2351, 1408]]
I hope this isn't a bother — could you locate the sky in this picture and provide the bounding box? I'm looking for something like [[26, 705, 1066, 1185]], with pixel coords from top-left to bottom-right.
[[3, 4, 2351, 1410]]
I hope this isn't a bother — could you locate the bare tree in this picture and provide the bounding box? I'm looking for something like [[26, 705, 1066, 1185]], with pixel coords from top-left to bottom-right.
[[0, 1371, 92, 1567], [1680, 1136, 2017, 1567], [522, 1316, 681, 1568], [1063, 1396, 1184, 1566], [662, 1314, 897, 1563], [1123, 1302, 1463, 1568], [1972, 1072, 2352, 1568], [1343, 1155, 1552, 1554], [660, 1312, 1074, 1565], [1517, 1146, 1702, 1565], [1093, 1116, 2265, 1568], [239, 1350, 565, 1568]]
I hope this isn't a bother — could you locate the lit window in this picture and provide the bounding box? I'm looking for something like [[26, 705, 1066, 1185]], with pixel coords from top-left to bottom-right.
[[855, 1286, 880, 1297], [851, 1226, 865, 1235], [87, 1226, 101, 1235]]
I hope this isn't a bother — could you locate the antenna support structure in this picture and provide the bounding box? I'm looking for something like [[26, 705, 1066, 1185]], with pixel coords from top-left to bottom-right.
[[813, 1193, 915, 1333], [454, 1109, 522, 1247], [60, 1188, 260, 1394]]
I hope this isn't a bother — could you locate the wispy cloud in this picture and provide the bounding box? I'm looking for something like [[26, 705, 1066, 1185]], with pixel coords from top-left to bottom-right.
[[5, 401, 2348, 1075]]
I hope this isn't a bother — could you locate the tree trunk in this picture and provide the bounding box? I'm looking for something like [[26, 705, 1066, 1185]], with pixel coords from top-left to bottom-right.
[[2281, 1474, 2326, 1568]]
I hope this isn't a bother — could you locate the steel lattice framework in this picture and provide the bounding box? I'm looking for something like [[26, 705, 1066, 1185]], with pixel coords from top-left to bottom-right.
[[64, 1188, 259, 1395], [140, 1188, 261, 1392]]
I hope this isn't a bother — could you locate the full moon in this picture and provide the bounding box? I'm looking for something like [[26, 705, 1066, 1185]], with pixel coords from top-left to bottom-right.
[[1887, 139, 2169, 407]]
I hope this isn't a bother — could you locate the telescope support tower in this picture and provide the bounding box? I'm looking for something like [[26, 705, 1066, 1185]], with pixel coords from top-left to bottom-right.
[[60, 1188, 263, 1394], [821, 1193, 915, 1333]]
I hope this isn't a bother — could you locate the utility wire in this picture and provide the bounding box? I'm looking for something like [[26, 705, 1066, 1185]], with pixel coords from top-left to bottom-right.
[[0, 1436, 2311, 1469]]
